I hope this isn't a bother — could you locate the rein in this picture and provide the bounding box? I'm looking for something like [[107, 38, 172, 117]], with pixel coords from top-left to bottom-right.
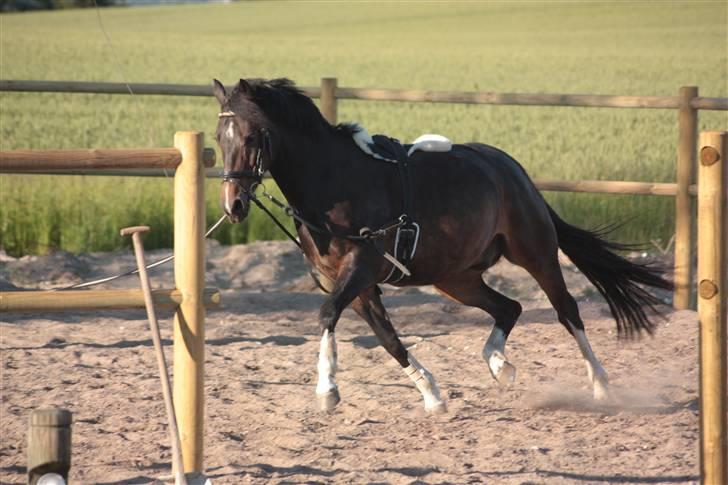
[[244, 184, 412, 279], [249, 185, 408, 243], [247, 191, 332, 294]]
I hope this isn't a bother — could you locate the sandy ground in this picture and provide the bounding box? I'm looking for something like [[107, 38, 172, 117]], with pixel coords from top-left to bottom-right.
[[1, 241, 699, 484]]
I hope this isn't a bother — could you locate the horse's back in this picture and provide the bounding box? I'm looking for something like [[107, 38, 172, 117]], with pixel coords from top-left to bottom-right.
[[412, 141, 556, 246], [412, 142, 548, 213]]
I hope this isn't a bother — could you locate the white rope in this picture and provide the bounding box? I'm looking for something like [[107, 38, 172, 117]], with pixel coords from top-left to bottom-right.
[[92, 0, 161, 151], [93, 0, 134, 97], [54, 215, 228, 291]]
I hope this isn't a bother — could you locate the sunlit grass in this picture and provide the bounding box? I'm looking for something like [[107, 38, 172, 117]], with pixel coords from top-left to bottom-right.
[[0, 1, 726, 256]]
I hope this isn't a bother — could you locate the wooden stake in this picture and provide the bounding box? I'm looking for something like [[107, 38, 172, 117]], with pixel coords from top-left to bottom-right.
[[320, 77, 338, 125], [27, 409, 72, 485], [121, 226, 187, 485], [674, 86, 699, 309], [173, 132, 206, 474], [697, 131, 727, 485]]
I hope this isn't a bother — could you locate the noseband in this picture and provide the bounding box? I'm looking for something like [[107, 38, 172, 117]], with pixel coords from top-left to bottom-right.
[[219, 111, 267, 184]]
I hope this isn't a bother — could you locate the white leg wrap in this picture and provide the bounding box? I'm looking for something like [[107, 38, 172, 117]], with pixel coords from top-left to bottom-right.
[[316, 329, 337, 395], [573, 328, 610, 401], [404, 354, 447, 414], [483, 328, 516, 385]]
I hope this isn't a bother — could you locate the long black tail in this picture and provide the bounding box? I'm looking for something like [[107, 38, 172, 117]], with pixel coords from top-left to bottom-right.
[[547, 206, 673, 337]]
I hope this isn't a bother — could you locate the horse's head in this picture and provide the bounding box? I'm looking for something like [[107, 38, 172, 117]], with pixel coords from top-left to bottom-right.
[[212, 78, 273, 223]]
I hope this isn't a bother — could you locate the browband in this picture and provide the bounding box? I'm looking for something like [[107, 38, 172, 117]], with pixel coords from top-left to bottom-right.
[[218, 111, 235, 118]]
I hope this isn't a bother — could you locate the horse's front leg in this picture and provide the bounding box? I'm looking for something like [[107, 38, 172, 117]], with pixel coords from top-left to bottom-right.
[[352, 287, 447, 414], [315, 249, 378, 411]]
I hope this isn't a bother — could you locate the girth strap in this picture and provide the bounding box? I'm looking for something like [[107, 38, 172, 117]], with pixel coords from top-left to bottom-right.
[[382, 157, 419, 284], [397, 158, 412, 220]]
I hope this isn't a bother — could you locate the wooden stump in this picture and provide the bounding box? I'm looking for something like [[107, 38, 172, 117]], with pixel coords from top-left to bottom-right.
[[27, 409, 72, 485]]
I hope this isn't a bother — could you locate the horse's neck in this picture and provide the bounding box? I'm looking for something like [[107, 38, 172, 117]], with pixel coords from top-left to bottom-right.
[[270, 131, 358, 211]]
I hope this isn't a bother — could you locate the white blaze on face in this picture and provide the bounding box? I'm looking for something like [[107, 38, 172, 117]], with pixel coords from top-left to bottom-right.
[[316, 329, 337, 395], [221, 119, 241, 218], [225, 121, 235, 141], [222, 182, 237, 217]]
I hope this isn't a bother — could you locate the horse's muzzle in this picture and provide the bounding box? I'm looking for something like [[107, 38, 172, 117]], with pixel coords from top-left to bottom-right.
[[221, 181, 249, 223]]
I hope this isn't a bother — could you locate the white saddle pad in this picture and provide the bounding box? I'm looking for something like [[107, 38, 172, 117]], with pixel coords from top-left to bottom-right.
[[408, 134, 453, 156]]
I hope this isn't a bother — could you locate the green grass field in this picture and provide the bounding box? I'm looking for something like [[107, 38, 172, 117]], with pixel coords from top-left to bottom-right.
[[1, 1, 726, 256]]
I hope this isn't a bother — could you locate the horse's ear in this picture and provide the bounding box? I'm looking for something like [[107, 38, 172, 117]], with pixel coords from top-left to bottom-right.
[[263, 128, 279, 163], [237, 78, 252, 93], [212, 79, 227, 105]]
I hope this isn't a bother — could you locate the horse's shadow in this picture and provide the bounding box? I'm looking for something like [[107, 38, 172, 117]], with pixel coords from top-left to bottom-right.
[[88, 463, 698, 484]]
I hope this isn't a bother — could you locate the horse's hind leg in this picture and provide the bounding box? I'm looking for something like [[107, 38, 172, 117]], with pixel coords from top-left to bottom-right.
[[506, 241, 610, 400], [351, 287, 447, 414], [435, 271, 522, 385], [538, 264, 610, 400]]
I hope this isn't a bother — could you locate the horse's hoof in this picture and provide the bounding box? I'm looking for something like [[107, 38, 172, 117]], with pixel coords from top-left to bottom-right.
[[426, 401, 448, 415], [496, 361, 516, 386], [488, 351, 516, 386], [317, 389, 340, 411], [593, 379, 610, 402]]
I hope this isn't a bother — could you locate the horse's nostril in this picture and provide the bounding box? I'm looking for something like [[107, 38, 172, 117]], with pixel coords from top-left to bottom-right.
[[232, 198, 244, 215]]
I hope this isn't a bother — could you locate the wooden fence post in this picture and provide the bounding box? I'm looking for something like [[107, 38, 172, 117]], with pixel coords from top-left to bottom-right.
[[173, 131, 206, 475], [674, 86, 699, 309], [320, 77, 338, 125], [697, 130, 727, 485], [27, 409, 72, 484]]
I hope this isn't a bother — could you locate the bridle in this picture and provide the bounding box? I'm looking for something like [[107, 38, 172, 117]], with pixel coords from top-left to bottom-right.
[[219, 111, 267, 184]]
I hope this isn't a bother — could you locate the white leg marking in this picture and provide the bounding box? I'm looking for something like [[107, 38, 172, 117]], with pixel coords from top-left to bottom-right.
[[404, 353, 447, 414], [316, 329, 340, 410], [572, 327, 610, 401], [483, 327, 516, 385]]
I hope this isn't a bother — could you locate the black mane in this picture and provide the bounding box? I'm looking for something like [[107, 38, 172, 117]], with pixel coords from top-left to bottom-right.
[[230, 78, 357, 138]]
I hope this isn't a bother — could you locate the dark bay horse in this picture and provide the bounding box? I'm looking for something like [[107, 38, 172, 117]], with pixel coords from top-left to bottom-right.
[[212, 78, 671, 414]]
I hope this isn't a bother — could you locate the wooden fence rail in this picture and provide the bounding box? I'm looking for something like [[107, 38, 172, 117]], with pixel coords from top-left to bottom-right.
[[0, 165, 699, 198], [0, 147, 216, 171], [534, 180, 697, 197], [0, 167, 222, 177], [0, 288, 221, 313], [3, 79, 728, 110]]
